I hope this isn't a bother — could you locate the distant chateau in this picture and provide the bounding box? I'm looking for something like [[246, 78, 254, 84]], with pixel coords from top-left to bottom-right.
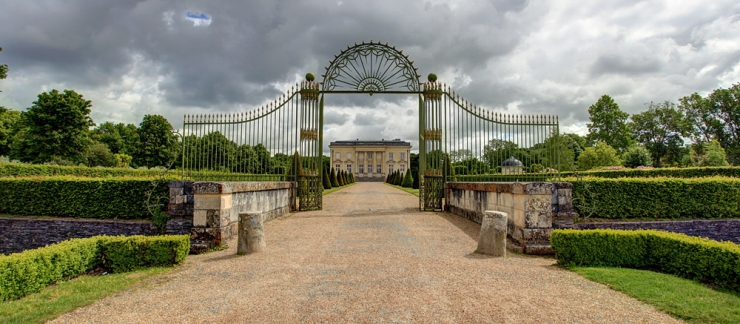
[[329, 139, 412, 180]]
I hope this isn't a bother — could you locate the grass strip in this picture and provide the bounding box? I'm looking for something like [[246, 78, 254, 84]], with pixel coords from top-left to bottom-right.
[[0, 267, 172, 324], [385, 183, 420, 197], [322, 183, 354, 196], [572, 266, 740, 324]]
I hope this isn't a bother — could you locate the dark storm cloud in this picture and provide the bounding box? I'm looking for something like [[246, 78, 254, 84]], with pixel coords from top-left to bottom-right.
[[590, 54, 663, 77]]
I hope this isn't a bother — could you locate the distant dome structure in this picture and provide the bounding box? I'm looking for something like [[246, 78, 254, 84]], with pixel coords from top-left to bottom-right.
[[502, 156, 523, 174]]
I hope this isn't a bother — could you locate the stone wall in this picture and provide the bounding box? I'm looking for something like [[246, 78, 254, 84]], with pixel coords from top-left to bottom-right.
[[166, 181, 194, 235], [445, 182, 576, 255], [575, 219, 740, 244], [0, 218, 156, 255], [188, 181, 296, 253]]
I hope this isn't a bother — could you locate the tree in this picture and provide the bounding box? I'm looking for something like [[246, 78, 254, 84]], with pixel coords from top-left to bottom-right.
[[402, 169, 413, 187], [0, 47, 7, 86], [704, 140, 729, 166], [322, 165, 332, 189], [586, 95, 634, 152], [290, 151, 302, 178], [412, 169, 419, 189], [114, 153, 133, 168], [330, 167, 339, 187], [90, 122, 139, 156], [15, 89, 94, 164], [0, 107, 21, 156], [482, 139, 519, 169], [622, 145, 652, 168], [577, 141, 621, 170], [450, 149, 472, 163], [629, 101, 691, 167], [562, 133, 586, 161], [679, 85, 740, 164], [135, 114, 179, 168]]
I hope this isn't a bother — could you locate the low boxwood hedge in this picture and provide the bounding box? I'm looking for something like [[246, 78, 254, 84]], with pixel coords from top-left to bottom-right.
[[552, 229, 740, 292], [0, 177, 169, 219], [571, 176, 740, 219], [0, 235, 189, 301]]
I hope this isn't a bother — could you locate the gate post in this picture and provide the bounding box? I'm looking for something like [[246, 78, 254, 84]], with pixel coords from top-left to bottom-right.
[[238, 212, 265, 255]]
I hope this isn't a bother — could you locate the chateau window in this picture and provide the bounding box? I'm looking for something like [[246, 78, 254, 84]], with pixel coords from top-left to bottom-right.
[[347, 164, 352, 173], [367, 152, 373, 159], [401, 165, 406, 173], [377, 165, 382, 174], [335, 153, 340, 160], [367, 165, 371, 174], [335, 164, 340, 172], [347, 153, 352, 160], [359, 164, 364, 174], [401, 153, 406, 161], [389, 153, 394, 160], [388, 164, 394, 174]]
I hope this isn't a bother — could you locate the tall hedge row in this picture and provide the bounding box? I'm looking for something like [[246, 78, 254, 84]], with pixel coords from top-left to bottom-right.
[[0, 177, 169, 219], [0, 235, 189, 301], [562, 166, 740, 179], [552, 229, 740, 292], [571, 176, 740, 219]]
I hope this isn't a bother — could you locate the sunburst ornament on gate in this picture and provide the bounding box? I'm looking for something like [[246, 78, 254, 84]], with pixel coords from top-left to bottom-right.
[[322, 40, 421, 92]]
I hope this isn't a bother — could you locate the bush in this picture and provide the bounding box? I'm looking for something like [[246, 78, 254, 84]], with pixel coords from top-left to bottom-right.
[[577, 141, 621, 170], [622, 145, 652, 168], [552, 229, 740, 292], [0, 235, 189, 301], [570, 176, 740, 219], [401, 170, 413, 187], [0, 177, 169, 219], [99, 235, 190, 273]]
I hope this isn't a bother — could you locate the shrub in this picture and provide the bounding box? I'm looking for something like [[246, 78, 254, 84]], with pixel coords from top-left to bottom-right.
[[560, 166, 740, 179], [0, 163, 163, 178], [0, 235, 189, 301], [552, 229, 740, 292], [0, 177, 169, 219], [622, 145, 652, 168], [401, 170, 413, 187], [577, 141, 621, 170], [570, 176, 740, 219]]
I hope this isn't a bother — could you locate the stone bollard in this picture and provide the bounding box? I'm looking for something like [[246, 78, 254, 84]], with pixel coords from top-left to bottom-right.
[[477, 210, 507, 257], [237, 212, 266, 255]]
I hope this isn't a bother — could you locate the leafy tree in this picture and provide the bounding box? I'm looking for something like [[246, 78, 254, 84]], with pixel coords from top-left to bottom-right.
[[629, 101, 691, 167], [14, 89, 94, 164], [411, 169, 419, 189], [0, 107, 21, 156], [586, 95, 634, 152], [562, 133, 586, 161], [322, 165, 332, 189], [84, 142, 116, 167], [577, 141, 621, 170], [679, 85, 740, 164], [401, 169, 414, 187], [90, 122, 139, 156], [0, 47, 7, 85], [450, 149, 472, 163], [290, 151, 302, 178], [114, 153, 133, 168], [330, 167, 339, 187], [444, 153, 456, 181], [135, 114, 179, 168], [482, 139, 519, 168], [622, 145, 652, 168], [704, 140, 729, 166]]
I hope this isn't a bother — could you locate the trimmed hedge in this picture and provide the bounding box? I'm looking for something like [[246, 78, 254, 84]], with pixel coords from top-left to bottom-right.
[[0, 163, 165, 178], [571, 176, 740, 219], [0, 235, 189, 301], [0, 177, 169, 219], [552, 229, 740, 292], [562, 166, 740, 179]]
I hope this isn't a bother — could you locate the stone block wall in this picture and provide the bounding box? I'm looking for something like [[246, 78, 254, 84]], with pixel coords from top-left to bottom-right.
[[575, 219, 740, 244], [188, 181, 296, 253], [445, 182, 576, 255], [166, 181, 194, 235], [0, 218, 156, 255]]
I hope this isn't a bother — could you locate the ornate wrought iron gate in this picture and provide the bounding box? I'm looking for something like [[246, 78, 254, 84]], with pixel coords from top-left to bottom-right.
[[181, 41, 561, 211]]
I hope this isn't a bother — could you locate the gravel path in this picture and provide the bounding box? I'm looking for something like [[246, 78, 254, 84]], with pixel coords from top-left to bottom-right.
[[52, 182, 682, 323]]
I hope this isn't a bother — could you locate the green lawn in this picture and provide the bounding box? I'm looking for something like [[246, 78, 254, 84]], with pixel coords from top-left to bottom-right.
[[385, 183, 419, 197], [572, 266, 740, 324], [0, 267, 173, 324], [322, 183, 354, 196]]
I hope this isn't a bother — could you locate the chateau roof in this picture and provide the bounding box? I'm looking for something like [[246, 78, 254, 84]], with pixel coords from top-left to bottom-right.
[[329, 139, 411, 147]]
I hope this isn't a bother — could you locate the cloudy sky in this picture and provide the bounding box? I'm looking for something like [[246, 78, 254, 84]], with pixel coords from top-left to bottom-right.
[[1, 0, 739, 153]]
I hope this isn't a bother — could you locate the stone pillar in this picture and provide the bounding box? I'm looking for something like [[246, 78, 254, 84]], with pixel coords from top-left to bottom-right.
[[238, 212, 265, 255], [477, 211, 507, 257]]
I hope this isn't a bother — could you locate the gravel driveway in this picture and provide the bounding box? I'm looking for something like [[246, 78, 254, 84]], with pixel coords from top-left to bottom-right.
[[51, 182, 682, 323]]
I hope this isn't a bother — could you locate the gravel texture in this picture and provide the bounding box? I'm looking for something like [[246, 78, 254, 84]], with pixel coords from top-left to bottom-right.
[[51, 182, 683, 323]]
